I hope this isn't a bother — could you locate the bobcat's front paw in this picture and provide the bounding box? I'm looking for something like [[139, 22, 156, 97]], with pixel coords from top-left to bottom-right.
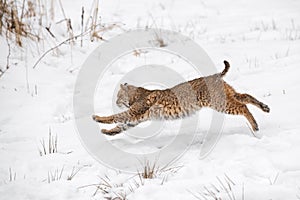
[[92, 115, 101, 122], [92, 115, 114, 124], [101, 127, 122, 136]]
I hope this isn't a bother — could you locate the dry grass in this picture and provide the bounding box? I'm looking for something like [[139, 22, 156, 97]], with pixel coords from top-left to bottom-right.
[[38, 128, 58, 156], [46, 165, 84, 183], [0, 0, 39, 47], [79, 174, 127, 200], [189, 175, 242, 200], [67, 166, 84, 181], [84, 0, 103, 42], [138, 160, 158, 179], [137, 159, 183, 185], [47, 166, 64, 183], [8, 167, 16, 182], [79, 161, 183, 199], [0, 0, 121, 77]]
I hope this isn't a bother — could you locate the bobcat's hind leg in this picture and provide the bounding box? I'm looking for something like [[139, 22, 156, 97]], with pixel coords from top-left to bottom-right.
[[224, 101, 259, 132], [241, 106, 259, 131], [234, 93, 270, 113]]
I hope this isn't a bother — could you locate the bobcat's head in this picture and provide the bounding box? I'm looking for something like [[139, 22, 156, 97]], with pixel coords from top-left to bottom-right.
[[116, 83, 139, 108]]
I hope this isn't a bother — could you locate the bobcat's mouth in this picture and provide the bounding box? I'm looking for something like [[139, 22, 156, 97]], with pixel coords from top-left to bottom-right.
[[120, 103, 129, 108], [116, 100, 130, 108]]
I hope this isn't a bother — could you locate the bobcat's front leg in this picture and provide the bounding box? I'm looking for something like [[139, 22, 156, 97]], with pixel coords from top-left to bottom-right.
[[100, 111, 150, 135], [101, 125, 124, 135], [93, 102, 149, 124], [92, 115, 114, 124], [92, 110, 132, 124]]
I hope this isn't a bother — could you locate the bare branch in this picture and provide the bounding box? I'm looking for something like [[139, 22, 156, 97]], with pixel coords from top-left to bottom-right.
[[32, 23, 119, 69]]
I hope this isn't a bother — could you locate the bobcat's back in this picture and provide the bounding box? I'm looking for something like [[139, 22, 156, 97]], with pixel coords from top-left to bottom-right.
[[117, 61, 232, 120]]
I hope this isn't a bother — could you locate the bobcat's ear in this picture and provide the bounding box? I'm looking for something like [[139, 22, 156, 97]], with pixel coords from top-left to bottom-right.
[[120, 83, 128, 90]]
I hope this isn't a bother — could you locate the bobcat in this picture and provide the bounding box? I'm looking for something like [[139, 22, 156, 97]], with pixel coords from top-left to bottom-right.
[[93, 61, 270, 135]]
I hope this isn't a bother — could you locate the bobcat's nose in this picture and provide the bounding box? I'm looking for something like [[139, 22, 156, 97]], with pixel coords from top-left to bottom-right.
[[116, 103, 121, 108]]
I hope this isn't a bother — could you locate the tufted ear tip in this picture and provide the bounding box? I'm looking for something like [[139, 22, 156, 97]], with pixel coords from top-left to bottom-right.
[[120, 83, 128, 90]]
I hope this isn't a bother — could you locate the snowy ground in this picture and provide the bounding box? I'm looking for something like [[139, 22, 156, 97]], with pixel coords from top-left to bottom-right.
[[1, 0, 300, 199]]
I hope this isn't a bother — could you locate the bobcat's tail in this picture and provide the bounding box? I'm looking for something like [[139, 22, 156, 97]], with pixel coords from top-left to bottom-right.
[[220, 60, 230, 77]]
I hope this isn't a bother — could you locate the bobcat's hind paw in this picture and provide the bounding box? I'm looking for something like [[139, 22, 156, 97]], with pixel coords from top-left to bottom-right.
[[253, 126, 259, 132], [261, 104, 270, 113]]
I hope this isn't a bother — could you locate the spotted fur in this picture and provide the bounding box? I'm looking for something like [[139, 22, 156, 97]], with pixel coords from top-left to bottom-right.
[[93, 60, 270, 135]]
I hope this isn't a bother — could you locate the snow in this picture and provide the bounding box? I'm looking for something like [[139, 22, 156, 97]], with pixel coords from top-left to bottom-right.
[[1, 0, 300, 199]]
